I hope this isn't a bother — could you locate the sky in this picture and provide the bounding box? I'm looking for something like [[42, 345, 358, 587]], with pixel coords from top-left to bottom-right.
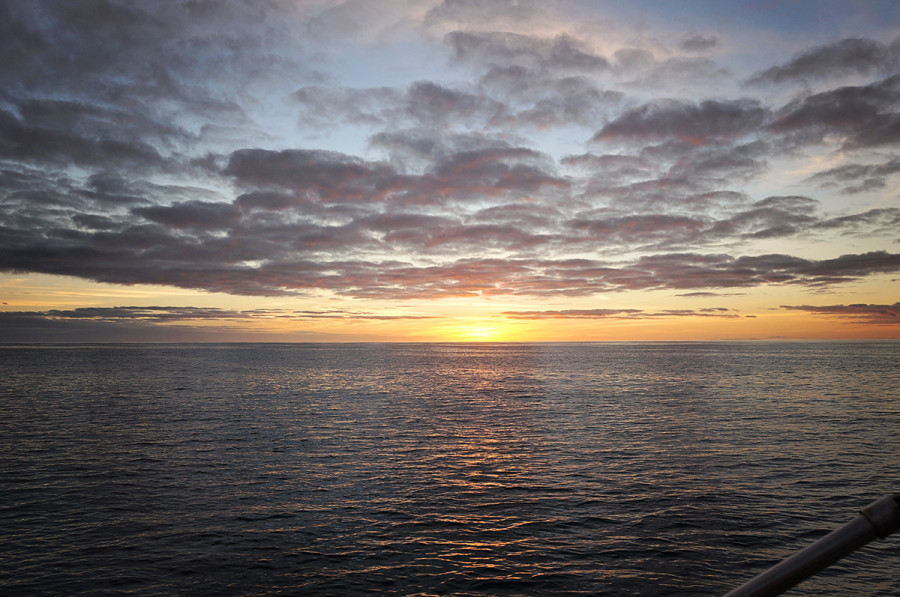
[[1, 0, 899, 342]]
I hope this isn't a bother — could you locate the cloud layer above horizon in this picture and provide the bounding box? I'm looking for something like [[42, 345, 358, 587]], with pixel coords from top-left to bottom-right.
[[1, 0, 898, 337]]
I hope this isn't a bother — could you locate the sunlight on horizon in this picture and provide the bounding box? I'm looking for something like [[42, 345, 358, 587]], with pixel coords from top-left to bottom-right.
[[438, 318, 522, 343]]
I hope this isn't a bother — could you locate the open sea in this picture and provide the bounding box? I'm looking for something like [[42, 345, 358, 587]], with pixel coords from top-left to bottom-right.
[[0, 341, 898, 596]]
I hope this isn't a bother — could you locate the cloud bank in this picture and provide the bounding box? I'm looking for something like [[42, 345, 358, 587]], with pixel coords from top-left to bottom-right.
[[1, 1, 898, 336]]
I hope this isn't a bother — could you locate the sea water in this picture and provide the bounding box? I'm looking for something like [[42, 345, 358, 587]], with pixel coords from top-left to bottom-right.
[[1, 342, 898, 596]]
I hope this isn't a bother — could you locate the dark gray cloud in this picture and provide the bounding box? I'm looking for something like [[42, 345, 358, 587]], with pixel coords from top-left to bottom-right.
[[780, 303, 900, 324], [4, 190, 900, 297], [11, 174, 900, 296], [0, 0, 319, 184], [793, 250, 900, 284], [0, 1, 313, 106], [680, 34, 719, 52], [748, 37, 900, 85], [37, 306, 252, 321], [5, 122, 896, 301], [405, 81, 506, 127], [0, 101, 172, 172], [769, 74, 900, 148], [424, 0, 543, 29], [479, 67, 625, 128], [666, 141, 769, 183], [294, 27, 621, 136], [503, 307, 739, 319], [224, 144, 566, 207], [294, 81, 507, 130], [504, 308, 641, 319], [565, 198, 818, 250], [369, 129, 514, 168], [815, 208, 900, 239], [705, 196, 818, 240], [567, 214, 706, 249], [133, 201, 242, 230], [1, 305, 432, 322], [224, 148, 402, 203], [619, 251, 900, 290], [616, 55, 730, 88], [592, 99, 768, 145], [294, 70, 621, 133], [427, 147, 567, 199], [306, 250, 900, 298], [443, 26, 727, 90], [446, 30, 611, 73], [473, 202, 563, 228], [0, 306, 433, 342], [293, 85, 400, 128], [806, 157, 900, 194], [0, 305, 257, 343]]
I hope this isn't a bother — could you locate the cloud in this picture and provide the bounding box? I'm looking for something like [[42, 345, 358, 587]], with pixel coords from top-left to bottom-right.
[[0, 305, 435, 324], [424, 0, 545, 31], [615, 55, 729, 89], [405, 80, 506, 127], [133, 201, 242, 230], [35, 306, 251, 321], [502, 307, 739, 319], [224, 148, 401, 203], [479, 68, 625, 128], [706, 196, 818, 240], [285, 310, 435, 321], [294, 81, 508, 131], [370, 129, 513, 168], [748, 37, 900, 85], [666, 141, 770, 183], [474, 202, 562, 227], [223, 144, 566, 207], [293, 85, 400, 128], [626, 251, 900, 291], [806, 157, 900, 194], [769, 74, 900, 148], [293, 55, 622, 134], [5, 127, 898, 301], [1, 0, 898, 328], [426, 147, 567, 199], [592, 99, 768, 145], [0, 305, 434, 343], [0, 0, 316, 182], [0, 305, 255, 343], [0, 100, 171, 172], [780, 303, 900, 324], [1, 1, 316, 104], [796, 251, 900, 283], [446, 30, 611, 73], [815, 208, 900, 238], [676, 291, 742, 298], [567, 214, 707, 249], [309, 251, 900, 299], [680, 34, 719, 52], [560, 194, 836, 248]]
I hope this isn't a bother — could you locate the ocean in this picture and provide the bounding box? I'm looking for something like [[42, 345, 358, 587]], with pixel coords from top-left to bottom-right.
[[1, 341, 897, 596]]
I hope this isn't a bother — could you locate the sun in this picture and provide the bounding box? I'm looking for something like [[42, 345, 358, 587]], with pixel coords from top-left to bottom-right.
[[460, 325, 503, 342], [441, 318, 515, 342]]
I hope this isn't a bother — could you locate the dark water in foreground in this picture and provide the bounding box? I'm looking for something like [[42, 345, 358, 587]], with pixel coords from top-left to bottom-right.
[[1, 342, 898, 596]]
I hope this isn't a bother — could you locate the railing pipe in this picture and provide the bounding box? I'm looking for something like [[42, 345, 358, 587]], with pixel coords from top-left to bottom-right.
[[723, 493, 900, 597]]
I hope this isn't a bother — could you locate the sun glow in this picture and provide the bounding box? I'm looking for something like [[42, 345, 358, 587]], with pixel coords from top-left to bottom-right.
[[442, 318, 517, 342]]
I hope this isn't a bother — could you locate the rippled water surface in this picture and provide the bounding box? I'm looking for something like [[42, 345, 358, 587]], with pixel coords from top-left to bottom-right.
[[1, 342, 898, 596]]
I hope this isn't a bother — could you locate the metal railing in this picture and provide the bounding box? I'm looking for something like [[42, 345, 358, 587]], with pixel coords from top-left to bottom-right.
[[724, 493, 900, 597]]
